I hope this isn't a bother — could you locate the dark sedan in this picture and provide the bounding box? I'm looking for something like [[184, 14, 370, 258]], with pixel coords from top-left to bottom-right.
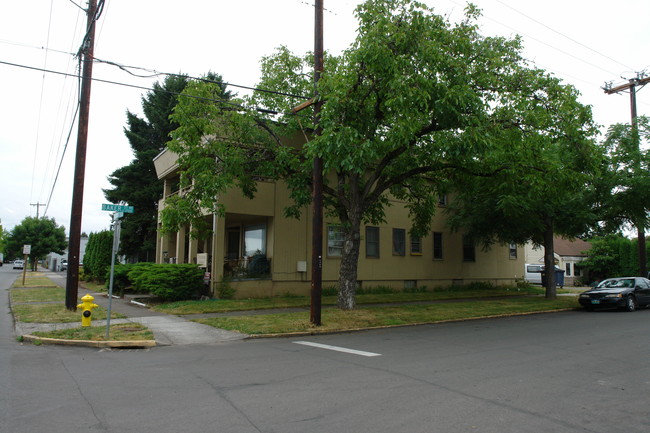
[[579, 277, 650, 312]]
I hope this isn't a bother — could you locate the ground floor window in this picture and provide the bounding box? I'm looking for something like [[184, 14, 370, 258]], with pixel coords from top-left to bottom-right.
[[366, 226, 379, 258], [433, 232, 443, 260], [463, 235, 475, 262], [328, 225, 344, 257], [509, 243, 517, 259], [393, 228, 406, 256], [244, 224, 266, 256]]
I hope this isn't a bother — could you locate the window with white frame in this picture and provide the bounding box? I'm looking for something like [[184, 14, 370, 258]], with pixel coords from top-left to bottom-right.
[[509, 243, 517, 259], [327, 225, 345, 257], [244, 224, 266, 256]]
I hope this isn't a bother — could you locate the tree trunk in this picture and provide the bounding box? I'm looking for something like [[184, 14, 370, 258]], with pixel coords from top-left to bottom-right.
[[337, 223, 361, 310], [542, 220, 557, 299]]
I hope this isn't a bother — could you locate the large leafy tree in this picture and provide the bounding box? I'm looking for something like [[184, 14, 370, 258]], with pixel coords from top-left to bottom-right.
[[161, 0, 597, 309], [104, 74, 203, 261], [598, 116, 650, 276], [6, 217, 67, 270], [446, 73, 601, 298], [580, 234, 648, 280]]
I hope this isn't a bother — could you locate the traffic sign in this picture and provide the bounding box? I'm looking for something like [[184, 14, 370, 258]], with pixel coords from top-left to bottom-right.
[[101, 204, 134, 213]]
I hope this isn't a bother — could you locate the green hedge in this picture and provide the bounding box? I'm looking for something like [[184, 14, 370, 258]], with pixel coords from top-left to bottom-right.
[[105, 263, 157, 294], [120, 264, 204, 302]]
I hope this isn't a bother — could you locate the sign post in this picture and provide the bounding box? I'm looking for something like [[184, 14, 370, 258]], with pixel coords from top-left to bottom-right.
[[101, 204, 133, 338], [22, 244, 31, 285]]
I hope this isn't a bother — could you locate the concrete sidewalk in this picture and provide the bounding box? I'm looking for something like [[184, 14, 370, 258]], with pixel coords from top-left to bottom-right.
[[15, 270, 247, 346]]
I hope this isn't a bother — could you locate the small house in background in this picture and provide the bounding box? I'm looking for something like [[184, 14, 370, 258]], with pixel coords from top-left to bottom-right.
[[525, 237, 591, 286], [46, 234, 88, 272]]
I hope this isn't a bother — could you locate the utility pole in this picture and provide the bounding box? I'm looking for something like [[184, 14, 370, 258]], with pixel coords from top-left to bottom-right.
[[66, 0, 97, 310], [603, 73, 650, 277], [30, 203, 46, 218], [310, 0, 324, 326]]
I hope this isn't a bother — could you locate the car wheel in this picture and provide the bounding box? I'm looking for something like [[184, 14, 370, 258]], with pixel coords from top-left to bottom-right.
[[624, 296, 637, 312]]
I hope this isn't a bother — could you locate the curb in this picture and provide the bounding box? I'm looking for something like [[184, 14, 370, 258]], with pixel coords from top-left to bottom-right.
[[245, 308, 576, 339], [20, 334, 156, 348]]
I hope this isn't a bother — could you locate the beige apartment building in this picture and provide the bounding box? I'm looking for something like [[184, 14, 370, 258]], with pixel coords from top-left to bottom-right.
[[153, 148, 524, 298]]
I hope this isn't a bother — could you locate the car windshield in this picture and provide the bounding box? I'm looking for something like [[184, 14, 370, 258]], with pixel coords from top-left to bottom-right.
[[599, 279, 634, 288]]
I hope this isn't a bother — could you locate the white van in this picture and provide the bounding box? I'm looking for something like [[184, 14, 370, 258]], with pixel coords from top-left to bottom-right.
[[524, 264, 543, 284]]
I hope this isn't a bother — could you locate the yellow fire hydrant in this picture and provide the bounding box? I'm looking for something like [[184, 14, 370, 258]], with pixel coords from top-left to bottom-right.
[[77, 294, 99, 327]]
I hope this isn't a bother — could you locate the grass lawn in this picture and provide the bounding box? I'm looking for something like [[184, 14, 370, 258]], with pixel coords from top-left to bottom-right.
[[10, 287, 65, 303], [194, 296, 579, 335], [12, 274, 59, 288], [153, 285, 546, 315], [11, 302, 125, 323], [31, 323, 154, 341]]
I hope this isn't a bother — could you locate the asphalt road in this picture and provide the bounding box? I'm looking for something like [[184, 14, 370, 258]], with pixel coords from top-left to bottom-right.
[[1, 266, 649, 433]]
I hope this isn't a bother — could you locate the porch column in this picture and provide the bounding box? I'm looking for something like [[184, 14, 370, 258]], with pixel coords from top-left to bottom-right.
[[188, 227, 199, 265], [211, 213, 225, 295], [176, 225, 186, 264]]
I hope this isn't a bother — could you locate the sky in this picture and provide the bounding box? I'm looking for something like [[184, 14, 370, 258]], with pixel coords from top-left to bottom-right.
[[1, 0, 648, 236]]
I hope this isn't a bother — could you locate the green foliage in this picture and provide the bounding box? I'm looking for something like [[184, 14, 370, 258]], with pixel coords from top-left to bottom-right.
[[83, 231, 114, 282], [130, 264, 204, 302], [106, 262, 156, 294], [161, 0, 599, 308], [104, 74, 231, 261], [216, 278, 236, 300], [580, 234, 649, 279], [357, 285, 396, 295], [5, 217, 67, 262]]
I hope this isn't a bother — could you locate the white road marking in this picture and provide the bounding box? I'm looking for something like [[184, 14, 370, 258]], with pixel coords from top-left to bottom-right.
[[293, 341, 381, 357]]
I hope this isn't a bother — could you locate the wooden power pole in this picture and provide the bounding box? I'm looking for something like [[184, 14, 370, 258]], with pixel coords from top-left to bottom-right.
[[310, 0, 324, 326], [66, 0, 97, 310], [603, 73, 650, 277]]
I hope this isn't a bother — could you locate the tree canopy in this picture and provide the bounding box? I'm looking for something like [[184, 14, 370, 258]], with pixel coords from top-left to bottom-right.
[[597, 116, 650, 276], [5, 217, 67, 268], [445, 73, 601, 297], [104, 73, 230, 261], [161, 0, 601, 308]]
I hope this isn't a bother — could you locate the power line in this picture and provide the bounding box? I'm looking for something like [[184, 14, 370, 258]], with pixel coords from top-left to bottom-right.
[[92, 57, 310, 100], [492, 0, 634, 71], [0, 59, 308, 116]]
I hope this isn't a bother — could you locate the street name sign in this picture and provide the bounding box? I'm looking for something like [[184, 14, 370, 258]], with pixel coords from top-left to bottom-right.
[[101, 204, 134, 213]]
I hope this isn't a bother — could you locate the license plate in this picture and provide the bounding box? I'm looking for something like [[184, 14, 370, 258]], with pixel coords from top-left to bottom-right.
[[591, 300, 600, 305]]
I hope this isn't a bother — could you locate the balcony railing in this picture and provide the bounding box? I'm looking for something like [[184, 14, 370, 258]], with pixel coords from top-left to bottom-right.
[[224, 255, 271, 279]]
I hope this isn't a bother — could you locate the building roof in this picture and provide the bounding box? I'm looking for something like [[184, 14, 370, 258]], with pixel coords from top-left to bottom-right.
[[554, 237, 591, 257]]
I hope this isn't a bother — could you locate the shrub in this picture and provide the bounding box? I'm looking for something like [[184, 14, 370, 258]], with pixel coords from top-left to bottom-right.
[[105, 263, 156, 295], [216, 278, 236, 299], [130, 264, 203, 302]]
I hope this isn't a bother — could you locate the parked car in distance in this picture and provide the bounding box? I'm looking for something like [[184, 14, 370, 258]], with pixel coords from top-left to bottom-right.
[[60, 259, 68, 271], [12, 260, 24, 270], [579, 277, 650, 312]]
